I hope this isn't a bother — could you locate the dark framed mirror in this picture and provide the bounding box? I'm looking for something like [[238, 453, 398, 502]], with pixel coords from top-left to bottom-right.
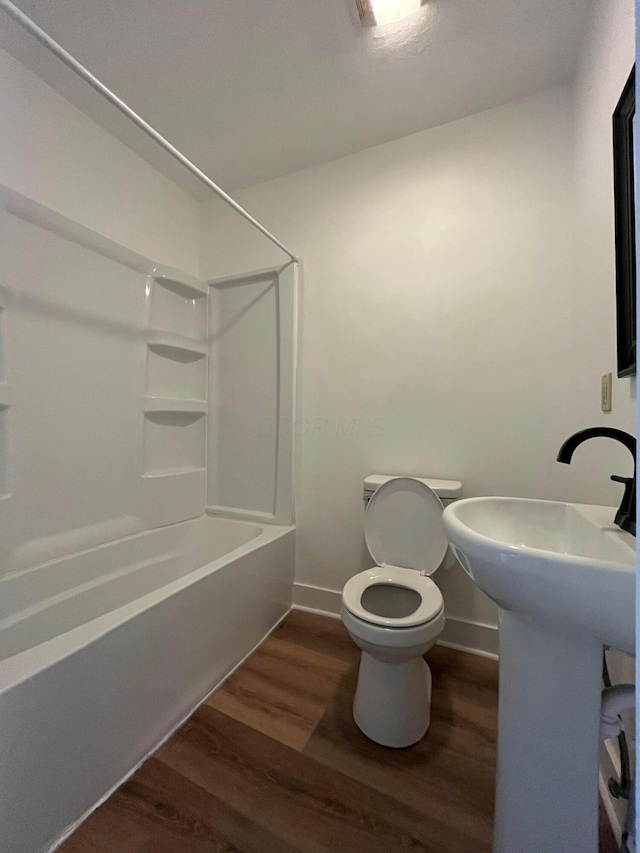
[[613, 66, 636, 377]]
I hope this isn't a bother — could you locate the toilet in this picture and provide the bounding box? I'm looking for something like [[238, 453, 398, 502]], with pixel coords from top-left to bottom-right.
[[341, 474, 462, 748]]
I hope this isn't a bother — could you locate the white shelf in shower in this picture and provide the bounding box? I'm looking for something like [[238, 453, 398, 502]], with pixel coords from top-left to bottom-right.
[[141, 466, 207, 479], [143, 396, 207, 416], [153, 272, 207, 300], [142, 266, 208, 525], [147, 330, 207, 361], [140, 467, 207, 527]]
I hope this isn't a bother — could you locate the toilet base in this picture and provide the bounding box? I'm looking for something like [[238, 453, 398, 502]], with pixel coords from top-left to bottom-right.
[[353, 652, 432, 748]]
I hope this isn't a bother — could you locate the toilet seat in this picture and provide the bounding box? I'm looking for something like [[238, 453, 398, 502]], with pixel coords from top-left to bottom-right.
[[342, 565, 444, 628]]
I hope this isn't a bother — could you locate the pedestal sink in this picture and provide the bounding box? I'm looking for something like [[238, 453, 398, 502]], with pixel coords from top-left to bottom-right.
[[442, 497, 636, 853]]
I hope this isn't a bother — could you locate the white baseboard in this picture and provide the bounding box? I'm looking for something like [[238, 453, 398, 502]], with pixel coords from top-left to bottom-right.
[[439, 616, 499, 660], [293, 603, 341, 620], [293, 582, 342, 615], [293, 582, 499, 660]]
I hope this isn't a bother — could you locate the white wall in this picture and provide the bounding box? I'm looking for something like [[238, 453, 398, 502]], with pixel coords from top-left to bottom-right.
[[567, 0, 636, 500], [0, 47, 200, 276], [200, 86, 578, 643]]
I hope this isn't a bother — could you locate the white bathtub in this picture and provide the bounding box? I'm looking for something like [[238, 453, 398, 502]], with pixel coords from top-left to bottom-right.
[[0, 515, 295, 853]]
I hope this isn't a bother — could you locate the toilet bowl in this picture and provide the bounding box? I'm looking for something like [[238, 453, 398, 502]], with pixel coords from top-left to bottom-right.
[[341, 475, 461, 748]]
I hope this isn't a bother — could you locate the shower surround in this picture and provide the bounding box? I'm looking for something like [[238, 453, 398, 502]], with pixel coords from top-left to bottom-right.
[[0, 187, 297, 852]]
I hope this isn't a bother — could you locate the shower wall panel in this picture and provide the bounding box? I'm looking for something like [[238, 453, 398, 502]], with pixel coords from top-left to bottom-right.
[[0, 208, 146, 574], [207, 264, 296, 524], [0, 198, 207, 575], [208, 273, 279, 515]]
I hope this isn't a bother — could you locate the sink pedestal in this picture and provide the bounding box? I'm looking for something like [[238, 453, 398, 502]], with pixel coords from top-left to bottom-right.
[[494, 611, 603, 853], [442, 497, 635, 852]]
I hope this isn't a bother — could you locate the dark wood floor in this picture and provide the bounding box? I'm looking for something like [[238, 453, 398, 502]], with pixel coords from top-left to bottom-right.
[[60, 610, 619, 852]]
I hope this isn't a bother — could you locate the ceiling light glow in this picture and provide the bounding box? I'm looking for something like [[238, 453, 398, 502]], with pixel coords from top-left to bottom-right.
[[368, 0, 423, 26]]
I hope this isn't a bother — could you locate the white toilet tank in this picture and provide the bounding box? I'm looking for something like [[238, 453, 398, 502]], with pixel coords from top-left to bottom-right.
[[362, 474, 462, 507]]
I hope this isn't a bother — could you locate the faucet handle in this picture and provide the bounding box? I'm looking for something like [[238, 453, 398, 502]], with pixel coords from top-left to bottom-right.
[[610, 475, 635, 532]]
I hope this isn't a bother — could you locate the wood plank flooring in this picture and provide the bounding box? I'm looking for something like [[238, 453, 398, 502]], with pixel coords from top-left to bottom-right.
[[60, 610, 619, 853]]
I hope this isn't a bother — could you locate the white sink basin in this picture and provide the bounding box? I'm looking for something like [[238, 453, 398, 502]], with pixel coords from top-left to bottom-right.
[[442, 496, 636, 853], [442, 497, 636, 654]]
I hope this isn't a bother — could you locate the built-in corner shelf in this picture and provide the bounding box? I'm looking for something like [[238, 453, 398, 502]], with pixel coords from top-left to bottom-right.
[[141, 466, 207, 481], [140, 467, 207, 527], [143, 396, 207, 416], [147, 330, 207, 362], [153, 271, 207, 300], [141, 266, 208, 526]]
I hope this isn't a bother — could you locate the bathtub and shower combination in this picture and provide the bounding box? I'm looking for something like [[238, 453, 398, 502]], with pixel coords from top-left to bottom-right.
[[0, 6, 302, 850], [0, 187, 299, 853], [0, 200, 299, 853], [0, 188, 298, 852], [0, 513, 295, 853]]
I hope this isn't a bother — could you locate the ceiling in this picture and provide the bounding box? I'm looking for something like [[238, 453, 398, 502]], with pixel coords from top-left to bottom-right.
[[0, 0, 594, 198]]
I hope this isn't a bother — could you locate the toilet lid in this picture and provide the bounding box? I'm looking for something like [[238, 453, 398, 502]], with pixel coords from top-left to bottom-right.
[[364, 477, 447, 575]]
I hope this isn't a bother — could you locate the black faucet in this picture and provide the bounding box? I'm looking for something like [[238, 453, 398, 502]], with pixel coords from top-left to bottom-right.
[[557, 427, 636, 537]]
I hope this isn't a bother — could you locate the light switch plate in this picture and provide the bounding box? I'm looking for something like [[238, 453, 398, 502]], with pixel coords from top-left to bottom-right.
[[601, 373, 612, 412]]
